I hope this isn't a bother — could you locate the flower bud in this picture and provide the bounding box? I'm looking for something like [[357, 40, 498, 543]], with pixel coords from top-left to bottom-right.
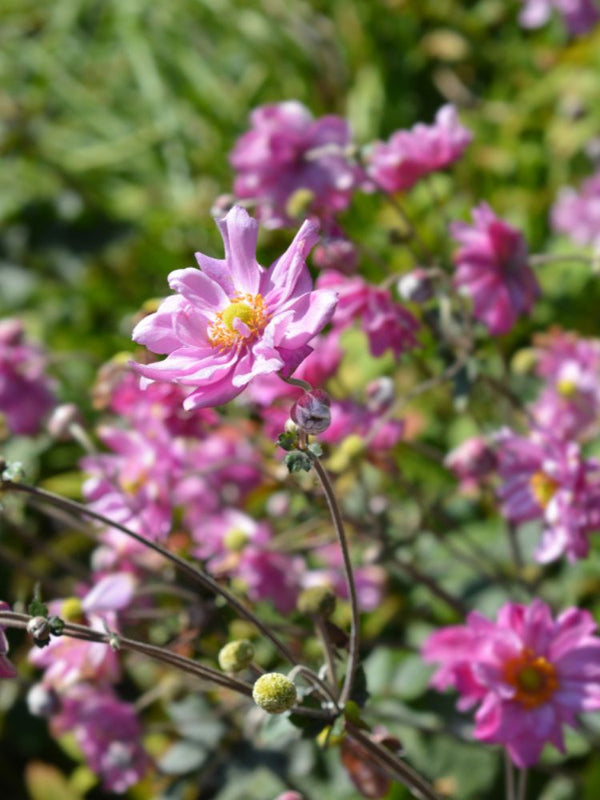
[[218, 639, 255, 672], [27, 683, 60, 718], [60, 597, 83, 622], [290, 390, 331, 435], [27, 616, 51, 643], [297, 586, 336, 618], [47, 403, 82, 440], [397, 268, 434, 303], [252, 672, 297, 714], [365, 377, 395, 414]]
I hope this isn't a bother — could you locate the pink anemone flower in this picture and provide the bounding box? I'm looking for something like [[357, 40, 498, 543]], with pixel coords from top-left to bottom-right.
[[132, 206, 337, 410], [423, 599, 600, 767]]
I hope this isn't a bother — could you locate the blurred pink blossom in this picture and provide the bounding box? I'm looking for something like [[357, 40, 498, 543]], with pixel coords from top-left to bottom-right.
[[451, 204, 540, 336], [230, 101, 363, 228], [520, 0, 599, 35], [367, 105, 472, 193], [423, 599, 600, 767], [551, 169, 600, 248]]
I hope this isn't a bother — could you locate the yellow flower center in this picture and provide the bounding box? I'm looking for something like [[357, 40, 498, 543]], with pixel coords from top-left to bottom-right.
[[529, 471, 558, 508], [556, 378, 578, 397], [208, 293, 269, 351], [503, 648, 559, 709]]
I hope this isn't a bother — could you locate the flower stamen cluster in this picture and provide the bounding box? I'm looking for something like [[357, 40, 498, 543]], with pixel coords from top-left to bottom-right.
[[503, 648, 559, 709], [208, 293, 270, 352]]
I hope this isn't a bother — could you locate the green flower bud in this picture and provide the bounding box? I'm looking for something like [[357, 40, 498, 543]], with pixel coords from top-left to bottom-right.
[[252, 672, 297, 714], [218, 639, 255, 672], [297, 586, 336, 618]]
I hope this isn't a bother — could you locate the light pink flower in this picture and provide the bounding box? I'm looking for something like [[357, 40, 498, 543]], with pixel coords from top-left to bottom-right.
[[445, 436, 497, 492], [520, 0, 599, 35], [451, 204, 540, 336], [551, 169, 600, 248], [495, 429, 600, 562], [318, 271, 419, 358], [230, 101, 363, 228], [52, 685, 150, 793], [367, 105, 472, 193], [0, 318, 55, 435], [132, 206, 337, 409], [530, 330, 600, 441], [423, 599, 600, 766]]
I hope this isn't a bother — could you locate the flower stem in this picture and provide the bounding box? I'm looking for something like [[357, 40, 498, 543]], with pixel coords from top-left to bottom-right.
[[2, 480, 298, 666], [345, 723, 443, 800], [505, 752, 516, 800], [310, 457, 360, 707], [517, 768, 528, 800]]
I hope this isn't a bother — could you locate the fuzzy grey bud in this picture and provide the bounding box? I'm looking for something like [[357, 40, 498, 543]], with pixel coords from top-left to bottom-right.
[[290, 390, 331, 435]]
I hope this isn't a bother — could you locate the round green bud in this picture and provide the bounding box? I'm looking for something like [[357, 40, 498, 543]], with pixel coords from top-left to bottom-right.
[[223, 527, 249, 553], [218, 639, 255, 673], [252, 672, 297, 714], [297, 586, 336, 618]]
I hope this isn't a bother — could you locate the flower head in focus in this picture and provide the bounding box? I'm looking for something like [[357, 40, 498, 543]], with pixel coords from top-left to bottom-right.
[[423, 599, 600, 766], [132, 206, 337, 409], [451, 203, 540, 336], [230, 101, 363, 229]]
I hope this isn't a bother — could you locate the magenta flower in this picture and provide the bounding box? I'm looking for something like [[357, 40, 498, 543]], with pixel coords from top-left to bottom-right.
[[132, 206, 337, 409], [445, 435, 498, 492], [551, 169, 600, 248], [520, 0, 599, 35], [531, 330, 600, 441], [451, 204, 540, 336], [423, 599, 600, 766], [52, 685, 150, 793], [0, 601, 17, 679], [0, 318, 55, 435], [367, 105, 472, 194], [230, 101, 363, 228], [495, 429, 600, 562], [318, 271, 419, 358]]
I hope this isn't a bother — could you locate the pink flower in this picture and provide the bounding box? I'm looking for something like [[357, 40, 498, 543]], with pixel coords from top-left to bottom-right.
[[367, 105, 472, 193], [0, 601, 17, 679], [132, 206, 337, 410], [445, 436, 498, 492], [52, 685, 150, 793], [451, 204, 540, 336], [530, 330, 600, 441], [551, 169, 600, 248], [230, 101, 363, 228], [318, 271, 419, 358], [0, 318, 55, 435], [423, 599, 600, 766], [495, 429, 600, 562], [520, 0, 599, 35]]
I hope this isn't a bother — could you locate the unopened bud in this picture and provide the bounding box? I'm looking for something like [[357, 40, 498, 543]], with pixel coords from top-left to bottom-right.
[[47, 404, 82, 440], [27, 683, 60, 718], [218, 639, 255, 672], [27, 616, 51, 643], [290, 390, 331, 435], [297, 586, 336, 618], [366, 377, 395, 414], [397, 268, 434, 303], [252, 672, 297, 714]]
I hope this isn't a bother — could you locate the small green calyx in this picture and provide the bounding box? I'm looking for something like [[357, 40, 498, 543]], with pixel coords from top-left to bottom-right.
[[284, 450, 313, 473], [252, 672, 297, 714], [218, 639, 255, 673]]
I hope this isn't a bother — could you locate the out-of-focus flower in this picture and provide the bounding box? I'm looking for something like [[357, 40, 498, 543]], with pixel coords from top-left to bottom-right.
[[530, 330, 600, 441], [495, 429, 600, 562], [230, 101, 363, 228], [551, 169, 600, 248], [397, 268, 436, 304], [445, 435, 497, 492], [304, 544, 386, 611], [451, 204, 540, 336], [423, 599, 600, 767], [318, 271, 419, 358], [0, 318, 55, 435], [132, 206, 337, 410], [0, 601, 17, 679], [519, 0, 599, 36], [367, 105, 472, 194], [52, 685, 150, 793]]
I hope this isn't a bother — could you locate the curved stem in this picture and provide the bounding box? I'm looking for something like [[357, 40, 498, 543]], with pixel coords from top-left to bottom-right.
[[279, 374, 313, 392], [310, 458, 360, 707], [2, 481, 297, 666], [346, 723, 443, 800]]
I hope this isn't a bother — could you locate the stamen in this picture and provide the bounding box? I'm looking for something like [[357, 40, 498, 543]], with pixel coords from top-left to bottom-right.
[[529, 471, 558, 509], [503, 647, 559, 708], [208, 293, 269, 352]]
